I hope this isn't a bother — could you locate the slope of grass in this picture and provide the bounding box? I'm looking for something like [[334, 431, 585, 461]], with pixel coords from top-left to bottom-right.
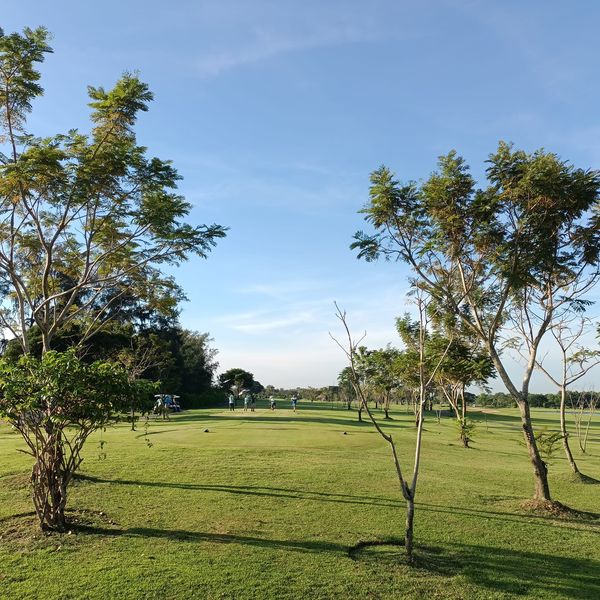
[[0, 403, 598, 599]]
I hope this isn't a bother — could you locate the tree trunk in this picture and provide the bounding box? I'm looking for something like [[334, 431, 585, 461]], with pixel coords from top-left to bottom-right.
[[518, 401, 551, 500], [31, 432, 68, 531], [130, 405, 136, 431], [384, 408, 390, 419], [488, 344, 552, 501], [358, 406, 363, 422], [405, 497, 415, 562], [559, 386, 579, 474], [459, 421, 469, 448]]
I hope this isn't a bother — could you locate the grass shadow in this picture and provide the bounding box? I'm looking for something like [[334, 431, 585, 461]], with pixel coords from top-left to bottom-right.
[[350, 537, 600, 598], [72, 521, 600, 599], [74, 474, 402, 508], [416, 501, 599, 531], [74, 524, 347, 554], [134, 428, 178, 438], [73, 475, 599, 532], [448, 542, 600, 599]]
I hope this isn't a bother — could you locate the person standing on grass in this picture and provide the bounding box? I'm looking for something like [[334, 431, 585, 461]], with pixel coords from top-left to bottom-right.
[[250, 394, 256, 412], [228, 393, 235, 412], [269, 395, 276, 410], [291, 394, 298, 413], [243, 393, 250, 412]]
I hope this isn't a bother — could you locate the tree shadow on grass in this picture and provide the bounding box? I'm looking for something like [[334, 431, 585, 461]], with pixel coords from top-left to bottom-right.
[[134, 429, 179, 438], [470, 410, 600, 431], [416, 501, 599, 531], [349, 538, 599, 598], [73, 522, 600, 598], [75, 524, 346, 554], [74, 474, 403, 508], [447, 542, 600, 599], [74, 475, 599, 531]]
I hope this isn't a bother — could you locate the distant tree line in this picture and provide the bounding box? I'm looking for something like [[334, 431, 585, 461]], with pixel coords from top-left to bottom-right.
[[1, 322, 220, 408], [475, 391, 598, 409]]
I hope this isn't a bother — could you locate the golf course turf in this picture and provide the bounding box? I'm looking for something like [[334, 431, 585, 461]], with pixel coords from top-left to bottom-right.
[[1, 402, 598, 599]]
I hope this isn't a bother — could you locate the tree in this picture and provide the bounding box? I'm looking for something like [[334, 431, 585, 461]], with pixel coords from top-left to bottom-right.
[[178, 330, 219, 395], [352, 346, 378, 421], [395, 315, 434, 424], [355, 346, 402, 419], [332, 295, 450, 562], [527, 315, 600, 475], [114, 331, 172, 430], [571, 390, 597, 454], [352, 144, 600, 502], [0, 27, 225, 530], [0, 27, 226, 353], [0, 350, 154, 530], [146, 327, 219, 400], [337, 366, 357, 410], [219, 368, 255, 401], [429, 332, 494, 447]]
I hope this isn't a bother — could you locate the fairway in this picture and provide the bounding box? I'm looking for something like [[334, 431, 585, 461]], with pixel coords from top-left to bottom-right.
[[1, 403, 599, 599]]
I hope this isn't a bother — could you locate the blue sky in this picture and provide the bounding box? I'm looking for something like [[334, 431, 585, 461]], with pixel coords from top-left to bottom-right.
[[4, 1, 600, 390]]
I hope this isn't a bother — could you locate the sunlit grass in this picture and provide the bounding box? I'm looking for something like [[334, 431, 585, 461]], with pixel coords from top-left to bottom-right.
[[0, 402, 598, 599]]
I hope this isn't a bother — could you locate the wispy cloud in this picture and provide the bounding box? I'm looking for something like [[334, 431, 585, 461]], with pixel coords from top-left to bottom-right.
[[232, 311, 317, 334], [196, 22, 380, 77]]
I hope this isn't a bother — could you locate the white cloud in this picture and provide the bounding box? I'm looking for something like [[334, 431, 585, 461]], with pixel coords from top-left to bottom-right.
[[196, 21, 380, 78], [231, 311, 317, 334]]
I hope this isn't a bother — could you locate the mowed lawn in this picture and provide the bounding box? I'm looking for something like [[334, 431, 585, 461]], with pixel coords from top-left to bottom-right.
[[0, 402, 599, 599]]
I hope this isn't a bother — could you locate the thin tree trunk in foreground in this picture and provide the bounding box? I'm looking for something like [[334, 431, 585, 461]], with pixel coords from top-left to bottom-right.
[[405, 498, 415, 558], [332, 300, 451, 562], [559, 386, 579, 474]]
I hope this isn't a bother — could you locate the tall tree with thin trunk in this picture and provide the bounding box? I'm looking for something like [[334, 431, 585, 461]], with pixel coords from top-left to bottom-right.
[[526, 315, 600, 475], [332, 294, 450, 562], [352, 144, 600, 502]]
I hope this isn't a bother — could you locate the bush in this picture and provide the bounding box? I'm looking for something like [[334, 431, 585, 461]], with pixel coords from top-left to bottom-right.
[[0, 350, 153, 531]]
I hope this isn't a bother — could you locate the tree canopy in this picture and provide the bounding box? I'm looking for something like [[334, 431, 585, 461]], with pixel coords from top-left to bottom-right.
[[0, 27, 226, 354], [352, 144, 600, 501]]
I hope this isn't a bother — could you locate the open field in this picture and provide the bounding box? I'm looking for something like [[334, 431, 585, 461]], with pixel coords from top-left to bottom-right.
[[1, 403, 599, 599]]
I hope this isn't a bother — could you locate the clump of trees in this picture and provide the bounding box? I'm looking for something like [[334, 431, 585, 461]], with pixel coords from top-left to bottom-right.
[[2, 323, 221, 410], [219, 368, 264, 400], [352, 143, 600, 503], [0, 27, 225, 530], [338, 316, 493, 446]]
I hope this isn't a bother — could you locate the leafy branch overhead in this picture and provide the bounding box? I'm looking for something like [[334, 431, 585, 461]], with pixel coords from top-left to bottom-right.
[[0, 27, 227, 353]]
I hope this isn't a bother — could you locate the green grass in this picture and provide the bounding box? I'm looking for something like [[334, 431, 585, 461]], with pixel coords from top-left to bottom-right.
[[1, 402, 599, 599]]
